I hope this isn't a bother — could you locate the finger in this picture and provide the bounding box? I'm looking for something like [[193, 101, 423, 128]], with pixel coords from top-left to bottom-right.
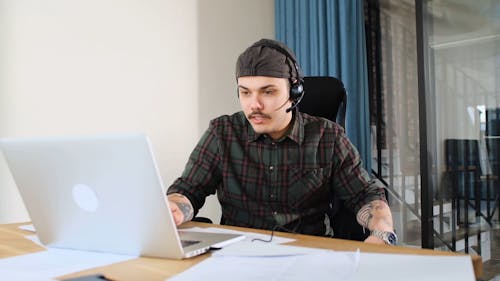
[[173, 213, 184, 225], [170, 207, 184, 225]]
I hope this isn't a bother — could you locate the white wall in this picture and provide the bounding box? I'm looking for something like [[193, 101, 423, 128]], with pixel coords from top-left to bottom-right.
[[0, 0, 274, 224], [196, 0, 274, 221], [198, 0, 275, 130], [0, 0, 199, 223]]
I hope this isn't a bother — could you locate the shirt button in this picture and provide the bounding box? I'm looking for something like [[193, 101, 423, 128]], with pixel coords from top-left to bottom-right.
[[269, 166, 274, 172], [272, 211, 278, 216], [270, 194, 275, 199]]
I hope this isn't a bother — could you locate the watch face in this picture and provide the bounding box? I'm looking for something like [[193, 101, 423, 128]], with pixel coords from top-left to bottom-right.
[[387, 233, 397, 245]]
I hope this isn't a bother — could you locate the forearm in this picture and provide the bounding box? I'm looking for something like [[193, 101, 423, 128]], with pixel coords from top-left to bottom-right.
[[356, 199, 394, 232], [168, 193, 195, 224], [167, 127, 221, 216]]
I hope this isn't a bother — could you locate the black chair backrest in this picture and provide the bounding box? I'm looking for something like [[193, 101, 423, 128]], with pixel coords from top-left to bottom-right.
[[299, 76, 347, 127], [298, 76, 368, 241]]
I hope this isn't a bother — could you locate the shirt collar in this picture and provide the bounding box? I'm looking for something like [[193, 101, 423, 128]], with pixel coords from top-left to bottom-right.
[[245, 109, 304, 144]]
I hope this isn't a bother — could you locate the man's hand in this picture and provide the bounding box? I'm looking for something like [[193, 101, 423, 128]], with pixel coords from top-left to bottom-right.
[[167, 193, 194, 226]]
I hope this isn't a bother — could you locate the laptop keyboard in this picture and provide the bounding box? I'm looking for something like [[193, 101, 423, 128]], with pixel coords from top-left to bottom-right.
[[181, 239, 201, 248]]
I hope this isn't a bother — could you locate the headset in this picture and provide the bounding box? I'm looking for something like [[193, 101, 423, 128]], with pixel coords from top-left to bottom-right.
[[241, 40, 305, 113], [251, 40, 304, 103]]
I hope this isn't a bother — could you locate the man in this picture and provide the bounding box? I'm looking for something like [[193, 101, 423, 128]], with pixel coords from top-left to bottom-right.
[[167, 39, 396, 245]]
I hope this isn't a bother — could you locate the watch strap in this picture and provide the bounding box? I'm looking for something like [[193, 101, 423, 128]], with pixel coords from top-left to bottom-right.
[[370, 229, 397, 245]]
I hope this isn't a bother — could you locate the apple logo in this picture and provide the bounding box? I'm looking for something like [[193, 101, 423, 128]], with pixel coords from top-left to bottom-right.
[[72, 184, 99, 212]]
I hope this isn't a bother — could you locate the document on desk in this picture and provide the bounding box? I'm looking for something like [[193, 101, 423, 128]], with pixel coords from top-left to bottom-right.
[[352, 252, 475, 281], [168, 241, 475, 281], [18, 224, 36, 232], [212, 240, 325, 257], [2, 270, 56, 281], [0, 247, 134, 280], [168, 243, 360, 281], [180, 227, 295, 245]]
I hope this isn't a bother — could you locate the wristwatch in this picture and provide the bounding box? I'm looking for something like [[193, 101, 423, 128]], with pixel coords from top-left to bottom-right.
[[370, 230, 397, 245]]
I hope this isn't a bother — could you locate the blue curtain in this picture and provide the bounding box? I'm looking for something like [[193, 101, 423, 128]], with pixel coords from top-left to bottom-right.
[[275, 0, 371, 172]]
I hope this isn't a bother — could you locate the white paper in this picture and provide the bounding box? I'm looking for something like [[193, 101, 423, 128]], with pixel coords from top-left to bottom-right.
[[212, 241, 327, 257], [168, 248, 475, 281], [0, 247, 135, 279], [25, 234, 44, 247], [0, 270, 56, 281], [352, 252, 475, 281], [180, 227, 295, 245], [18, 224, 36, 232], [168, 250, 360, 281]]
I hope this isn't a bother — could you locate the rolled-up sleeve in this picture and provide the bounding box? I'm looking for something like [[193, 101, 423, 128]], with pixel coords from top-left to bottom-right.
[[167, 125, 221, 216], [331, 128, 387, 214]]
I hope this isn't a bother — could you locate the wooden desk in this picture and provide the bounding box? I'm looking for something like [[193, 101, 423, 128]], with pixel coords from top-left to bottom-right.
[[0, 222, 482, 280]]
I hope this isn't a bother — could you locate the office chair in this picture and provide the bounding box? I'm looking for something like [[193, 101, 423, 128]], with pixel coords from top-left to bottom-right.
[[300, 76, 369, 241], [300, 76, 346, 128]]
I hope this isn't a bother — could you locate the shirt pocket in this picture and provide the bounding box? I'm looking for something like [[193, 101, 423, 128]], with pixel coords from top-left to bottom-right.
[[287, 165, 331, 208]]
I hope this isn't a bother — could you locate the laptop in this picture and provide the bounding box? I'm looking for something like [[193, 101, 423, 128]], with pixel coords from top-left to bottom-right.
[[0, 133, 244, 259]]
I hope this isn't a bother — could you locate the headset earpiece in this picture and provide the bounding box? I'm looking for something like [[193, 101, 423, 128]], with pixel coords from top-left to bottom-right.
[[290, 81, 304, 101]]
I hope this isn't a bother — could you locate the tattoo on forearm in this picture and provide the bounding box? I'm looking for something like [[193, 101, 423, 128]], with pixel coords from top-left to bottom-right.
[[357, 204, 372, 228], [177, 201, 194, 222], [168, 193, 194, 223], [356, 200, 385, 228]]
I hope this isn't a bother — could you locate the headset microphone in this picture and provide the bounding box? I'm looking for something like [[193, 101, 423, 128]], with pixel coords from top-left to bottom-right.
[[285, 89, 304, 112], [275, 98, 290, 112]]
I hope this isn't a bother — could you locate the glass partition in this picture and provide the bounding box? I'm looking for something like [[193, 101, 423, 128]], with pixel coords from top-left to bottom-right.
[[427, 0, 499, 259], [371, 0, 499, 260]]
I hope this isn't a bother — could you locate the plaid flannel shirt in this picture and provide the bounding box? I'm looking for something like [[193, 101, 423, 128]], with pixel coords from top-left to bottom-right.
[[167, 111, 386, 236]]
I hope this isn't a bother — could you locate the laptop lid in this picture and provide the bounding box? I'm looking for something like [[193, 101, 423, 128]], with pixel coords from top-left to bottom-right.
[[0, 133, 242, 259]]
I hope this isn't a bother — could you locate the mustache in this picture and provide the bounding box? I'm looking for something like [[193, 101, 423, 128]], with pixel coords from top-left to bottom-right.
[[248, 111, 271, 119]]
